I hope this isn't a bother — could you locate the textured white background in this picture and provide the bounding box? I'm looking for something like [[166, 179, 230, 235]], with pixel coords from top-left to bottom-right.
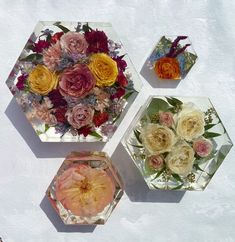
[[1, 0, 235, 241]]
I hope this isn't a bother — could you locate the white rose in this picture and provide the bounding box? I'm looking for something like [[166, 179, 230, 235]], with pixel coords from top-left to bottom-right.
[[140, 123, 175, 154], [176, 104, 205, 141], [166, 141, 195, 176]]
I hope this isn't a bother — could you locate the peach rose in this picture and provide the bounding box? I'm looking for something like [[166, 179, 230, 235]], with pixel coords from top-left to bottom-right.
[[60, 31, 88, 55], [193, 138, 213, 157], [155, 57, 180, 80], [159, 112, 174, 127], [59, 64, 95, 98], [55, 164, 115, 217], [66, 104, 94, 129], [147, 155, 164, 170]]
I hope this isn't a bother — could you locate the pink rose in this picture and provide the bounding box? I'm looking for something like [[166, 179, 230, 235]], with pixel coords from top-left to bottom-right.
[[193, 138, 213, 157], [66, 104, 94, 129], [59, 64, 95, 98], [43, 42, 62, 71], [60, 31, 88, 55], [147, 155, 164, 170], [159, 112, 174, 127]]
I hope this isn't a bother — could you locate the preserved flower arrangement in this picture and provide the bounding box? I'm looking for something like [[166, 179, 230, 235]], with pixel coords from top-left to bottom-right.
[[123, 96, 233, 190], [46, 151, 123, 225], [6, 21, 142, 142], [148, 36, 197, 80]]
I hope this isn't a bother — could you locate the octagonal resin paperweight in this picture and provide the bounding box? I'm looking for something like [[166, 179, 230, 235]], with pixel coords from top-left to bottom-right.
[[6, 21, 142, 142], [122, 96, 233, 191], [147, 36, 197, 81], [46, 151, 123, 225]]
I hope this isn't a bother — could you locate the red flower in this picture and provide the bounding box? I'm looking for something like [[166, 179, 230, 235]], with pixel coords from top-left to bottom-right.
[[16, 73, 28, 90], [51, 32, 64, 44], [33, 40, 50, 53], [111, 88, 125, 100], [117, 71, 128, 87], [54, 107, 67, 123], [48, 89, 67, 107], [85, 30, 109, 54], [77, 126, 92, 137], [113, 55, 127, 71], [93, 112, 109, 127]]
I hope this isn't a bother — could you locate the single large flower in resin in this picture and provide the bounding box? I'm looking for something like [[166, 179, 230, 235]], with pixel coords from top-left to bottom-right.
[[55, 164, 115, 217]]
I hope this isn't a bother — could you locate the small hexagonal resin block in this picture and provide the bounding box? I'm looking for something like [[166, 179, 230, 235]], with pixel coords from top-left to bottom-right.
[[122, 96, 233, 191], [6, 21, 142, 142], [147, 36, 197, 80], [46, 151, 123, 225]]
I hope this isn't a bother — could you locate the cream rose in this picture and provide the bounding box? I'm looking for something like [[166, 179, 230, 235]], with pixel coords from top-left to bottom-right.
[[166, 141, 195, 176], [140, 124, 175, 154], [176, 105, 205, 141]]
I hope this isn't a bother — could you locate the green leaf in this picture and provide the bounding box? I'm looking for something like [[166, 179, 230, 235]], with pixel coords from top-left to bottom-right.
[[204, 124, 217, 131], [82, 23, 92, 33], [128, 143, 143, 148], [134, 130, 142, 144], [171, 183, 184, 190], [151, 169, 165, 181], [193, 164, 204, 172], [36, 130, 43, 136], [44, 124, 50, 132], [20, 53, 43, 62], [112, 113, 121, 124], [89, 131, 103, 139], [172, 173, 183, 182], [203, 132, 221, 139], [53, 22, 70, 33], [123, 91, 134, 100], [166, 97, 183, 107], [147, 98, 170, 117], [151, 183, 161, 190]]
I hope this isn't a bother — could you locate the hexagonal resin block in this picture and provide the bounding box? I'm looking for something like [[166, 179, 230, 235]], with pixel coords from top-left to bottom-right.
[[6, 21, 142, 142], [147, 36, 197, 80], [122, 96, 233, 191], [46, 151, 123, 225]]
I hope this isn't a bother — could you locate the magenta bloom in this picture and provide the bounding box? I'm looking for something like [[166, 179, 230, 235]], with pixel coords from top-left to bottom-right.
[[85, 30, 109, 54], [113, 55, 127, 72], [59, 64, 95, 99], [159, 112, 174, 127], [16, 73, 28, 90], [48, 89, 67, 107], [193, 138, 213, 157], [33, 40, 50, 53]]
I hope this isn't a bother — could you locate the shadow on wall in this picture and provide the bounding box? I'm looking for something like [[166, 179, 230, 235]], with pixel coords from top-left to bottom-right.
[[40, 196, 96, 233], [111, 143, 185, 203], [5, 98, 105, 158]]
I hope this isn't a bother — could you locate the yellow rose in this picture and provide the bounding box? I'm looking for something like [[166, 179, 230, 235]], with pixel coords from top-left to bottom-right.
[[166, 141, 195, 176], [140, 124, 175, 154], [176, 106, 205, 141], [28, 65, 58, 95], [89, 53, 118, 87]]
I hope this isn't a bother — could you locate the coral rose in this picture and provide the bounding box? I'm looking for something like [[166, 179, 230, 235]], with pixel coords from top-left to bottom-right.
[[60, 31, 88, 55], [89, 53, 118, 87], [155, 57, 181, 80], [66, 104, 94, 129], [193, 138, 213, 157], [59, 64, 95, 98], [147, 155, 164, 170], [28, 65, 58, 95], [55, 164, 115, 217]]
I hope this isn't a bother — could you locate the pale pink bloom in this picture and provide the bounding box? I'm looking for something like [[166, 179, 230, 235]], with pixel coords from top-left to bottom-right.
[[56, 164, 115, 217], [159, 112, 174, 127], [147, 154, 164, 170], [193, 138, 213, 157], [59, 64, 95, 98], [43, 42, 62, 71], [66, 104, 94, 129], [60, 31, 88, 55], [93, 87, 110, 112]]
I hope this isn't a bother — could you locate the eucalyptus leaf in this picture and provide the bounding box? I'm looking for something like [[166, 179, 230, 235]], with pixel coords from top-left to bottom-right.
[[20, 53, 43, 62], [193, 164, 204, 172], [204, 124, 217, 131], [123, 91, 134, 100], [112, 113, 121, 124], [172, 173, 183, 182], [166, 97, 183, 107], [151, 169, 165, 181], [89, 131, 103, 139], [171, 183, 184, 190], [53, 22, 70, 33], [134, 130, 142, 144], [203, 132, 221, 139], [151, 183, 161, 190], [128, 143, 143, 148], [147, 98, 169, 117]]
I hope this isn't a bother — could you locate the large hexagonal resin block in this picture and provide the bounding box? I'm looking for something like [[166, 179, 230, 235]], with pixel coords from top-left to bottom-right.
[[46, 151, 123, 225], [6, 21, 142, 142], [122, 96, 233, 191]]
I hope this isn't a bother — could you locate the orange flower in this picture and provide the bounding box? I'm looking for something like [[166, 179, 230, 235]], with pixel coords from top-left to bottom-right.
[[56, 164, 115, 217], [154, 57, 181, 80]]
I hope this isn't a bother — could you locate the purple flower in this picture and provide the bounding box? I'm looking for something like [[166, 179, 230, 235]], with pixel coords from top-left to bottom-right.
[[16, 73, 28, 90]]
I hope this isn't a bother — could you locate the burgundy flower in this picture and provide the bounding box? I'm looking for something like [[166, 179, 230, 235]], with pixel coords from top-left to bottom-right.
[[48, 89, 67, 107], [117, 71, 128, 87], [54, 107, 67, 123], [59, 64, 95, 98], [51, 32, 64, 44], [93, 112, 109, 127], [33, 40, 50, 53], [85, 30, 109, 54], [111, 88, 125, 100], [16, 73, 28, 90], [113, 55, 127, 71], [77, 126, 92, 137]]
